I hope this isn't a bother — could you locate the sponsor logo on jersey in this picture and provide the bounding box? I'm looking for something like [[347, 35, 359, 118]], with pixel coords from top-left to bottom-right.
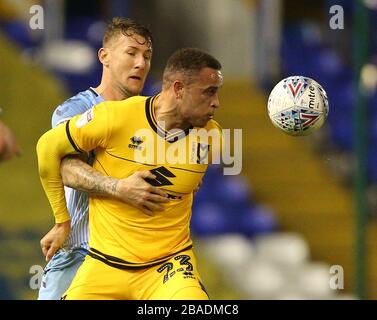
[[196, 143, 210, 164], [144, 166, 176, 186], [128, 136, 144, 150]]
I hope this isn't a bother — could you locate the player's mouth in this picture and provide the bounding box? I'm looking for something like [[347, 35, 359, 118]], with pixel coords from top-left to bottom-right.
[[129, 75, 142, 81]]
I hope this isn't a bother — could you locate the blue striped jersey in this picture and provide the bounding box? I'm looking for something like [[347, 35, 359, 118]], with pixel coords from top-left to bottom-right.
[[51, 88, 104, 250]]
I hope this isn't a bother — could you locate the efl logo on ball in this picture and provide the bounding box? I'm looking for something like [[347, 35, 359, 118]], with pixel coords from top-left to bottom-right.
[[267, 76, 329, 136]]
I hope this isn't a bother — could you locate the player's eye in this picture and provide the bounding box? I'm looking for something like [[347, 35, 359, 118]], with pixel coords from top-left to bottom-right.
[[205, 88, 217, 96], [127, 51, 136, 56]]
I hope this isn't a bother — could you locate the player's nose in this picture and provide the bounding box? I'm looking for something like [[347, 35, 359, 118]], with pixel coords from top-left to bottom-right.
[[135, 55, 147, 70], [211, 93, 220, 109]]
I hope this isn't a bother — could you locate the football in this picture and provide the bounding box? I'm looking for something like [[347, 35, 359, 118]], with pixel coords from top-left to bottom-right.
[[267, 76, 329, 136]]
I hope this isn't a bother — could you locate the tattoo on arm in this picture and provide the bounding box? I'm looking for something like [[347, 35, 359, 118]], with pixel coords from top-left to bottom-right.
[[61, 156, 118, 197]]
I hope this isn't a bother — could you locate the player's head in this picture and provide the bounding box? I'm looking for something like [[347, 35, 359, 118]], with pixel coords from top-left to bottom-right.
[[162, 48, 223, 128], [99, 17, 153, 97]]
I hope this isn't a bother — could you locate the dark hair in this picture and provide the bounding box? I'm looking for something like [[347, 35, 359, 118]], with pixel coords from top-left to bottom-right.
[[163, 48, 222, 86], [103, 17, 153, 48]]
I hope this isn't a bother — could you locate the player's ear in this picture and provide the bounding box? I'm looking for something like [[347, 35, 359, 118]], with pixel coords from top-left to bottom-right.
[[173, 80, 184, 100], [98, 48, 110, 67]]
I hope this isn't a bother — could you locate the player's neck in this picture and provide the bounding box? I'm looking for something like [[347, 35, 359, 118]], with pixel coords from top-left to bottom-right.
[[94, 83, 131, 101], [154, 93, 190, 132]]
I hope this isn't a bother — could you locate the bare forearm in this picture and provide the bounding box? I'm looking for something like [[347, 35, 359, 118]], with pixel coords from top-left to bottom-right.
[[60, 156, 119, 197]]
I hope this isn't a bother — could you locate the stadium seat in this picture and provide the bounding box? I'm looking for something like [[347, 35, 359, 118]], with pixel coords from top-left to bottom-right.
[[0, 21, 38, 48], [328, 113, 353, 150], [194, 167, 252, 208], [239, 205, 278, 237], [64, 16, 103, 44], [201, 234, 255, 271], [192, 163, 279, 238], [191, 202, 235, 236], [253, 232, 310, 269], [239, 259, 286, 299], [294, 262, 334, 299]]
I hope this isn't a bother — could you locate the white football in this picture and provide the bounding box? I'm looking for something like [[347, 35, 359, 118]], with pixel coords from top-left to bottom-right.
[[267, 76, 329, 136]]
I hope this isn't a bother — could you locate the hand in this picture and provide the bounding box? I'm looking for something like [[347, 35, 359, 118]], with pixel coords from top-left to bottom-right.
[[0, 120, 21, 162], [115, 170, 170, 216], [40, 221, 71, 262]]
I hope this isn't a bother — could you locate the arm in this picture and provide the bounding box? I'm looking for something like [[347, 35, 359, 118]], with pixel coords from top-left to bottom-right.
[[37, 123, 78, 261], [60, 156, 170, 215], [38, 104, 117, 221], [61, 155, 118, 197], [37, 122, 78, 223]]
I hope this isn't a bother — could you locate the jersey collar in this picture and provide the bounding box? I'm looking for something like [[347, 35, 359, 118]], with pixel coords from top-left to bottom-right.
[[145, 95, 193, 143]]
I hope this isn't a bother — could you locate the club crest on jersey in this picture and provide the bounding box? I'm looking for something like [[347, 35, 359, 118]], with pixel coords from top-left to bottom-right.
[[189, 142, 210, 164], [283, 77, 309, 103], [128, 136, 144, 150], [76, 108, 94, 128]]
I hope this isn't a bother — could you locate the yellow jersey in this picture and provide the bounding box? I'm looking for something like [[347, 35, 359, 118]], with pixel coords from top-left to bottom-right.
[[65, 95, 222, 267]]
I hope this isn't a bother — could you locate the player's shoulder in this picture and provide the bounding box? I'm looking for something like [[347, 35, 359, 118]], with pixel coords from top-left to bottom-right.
[[109, 95, 148, 106], [52, 89, 100, 127], [103, 95, 149, 112], [58, 89, 98, 110]]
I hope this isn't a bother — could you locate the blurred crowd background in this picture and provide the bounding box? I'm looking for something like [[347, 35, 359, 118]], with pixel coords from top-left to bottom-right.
[[0, 0, 376, 299]]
